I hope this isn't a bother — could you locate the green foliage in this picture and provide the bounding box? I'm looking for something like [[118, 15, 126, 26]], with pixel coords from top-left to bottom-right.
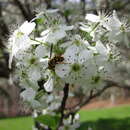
[[63, 9, 72, 17], [35, 18, 45, 25], [35, 90, 45, 100], [53, 43, 65, 55], [35, 114, 60, 130], [80, 31, 93, 42]]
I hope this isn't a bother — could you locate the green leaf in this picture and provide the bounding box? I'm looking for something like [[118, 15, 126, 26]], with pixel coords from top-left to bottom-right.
[[53, 44, 65, 55], [80, 30, 93, 42], [35, 90, 45, 100], [35, 18, 45, 24], [35, 114, 60, 130], [64, 9, 72, 17]]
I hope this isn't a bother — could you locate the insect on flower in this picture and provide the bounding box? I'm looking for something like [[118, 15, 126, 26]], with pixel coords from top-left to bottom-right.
[[48, 44, 64, 70], [48, 55, 64, 70]]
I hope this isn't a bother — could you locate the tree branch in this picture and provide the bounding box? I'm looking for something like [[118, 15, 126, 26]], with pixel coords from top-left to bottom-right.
[[64, 80, 130, 118], [13, 0, 34, 21], [44, 0, 52, 9], [81, 0, 86, 16], [58, 83, 69, 129], [0, 4, 9, 37]]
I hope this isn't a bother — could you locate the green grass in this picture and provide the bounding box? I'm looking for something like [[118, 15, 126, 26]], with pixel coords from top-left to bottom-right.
[[0, 117, 33, 130], [78, 105, 130, 130], [0, 105, 130, 130], [79, 105, 130, 122]]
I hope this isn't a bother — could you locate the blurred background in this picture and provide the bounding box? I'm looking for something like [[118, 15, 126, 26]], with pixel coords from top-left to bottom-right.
[[0, 0, 130, 130]]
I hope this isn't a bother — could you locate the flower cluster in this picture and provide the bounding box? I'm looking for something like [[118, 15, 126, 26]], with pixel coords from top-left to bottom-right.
[[8, 10, 125, 129]]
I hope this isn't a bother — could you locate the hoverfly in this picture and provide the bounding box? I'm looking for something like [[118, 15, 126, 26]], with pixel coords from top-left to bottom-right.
[[48, 55, 64, 70], [48, 44, 64, 70]]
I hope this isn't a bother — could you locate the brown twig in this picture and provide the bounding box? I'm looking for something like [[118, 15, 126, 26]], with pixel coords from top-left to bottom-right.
[[64, 80, 130, 118], [81, 0, 86, 16], [13, 0, 34, 21], [44, 0, 52, 9], [58, 83, 69, 129]]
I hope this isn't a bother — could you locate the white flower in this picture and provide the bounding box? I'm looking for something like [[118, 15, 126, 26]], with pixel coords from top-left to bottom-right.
[[39, 58, 49, 69], [34, 45, 50, 69], [31, 9, 59, 22], [94, 40, 109, 57], [86, 14, 100, 23], [28, 67, 41, 81], [20, 88, 36, 102], [104, 10, 130, 47], [92, 41, 111, 76], [9, 21, 36, 68], [10, 9, 121, 117], [79, 22, 91, 32], [19, 21, 36, 35], [48, 102, 61, 111], [44, 76, 54, 92], [74, 113, 80, 121], [31, 100, 41, 108], [15, 51, 38, 67], [37, 25, 73, 44], [42, 109, 48, 115], [55, 44, 94, 86], [104, 10, 121, 32], [80, 22, 105, 41], [35, 45, 50, 58], [33, 110, 38, 118], [85, 12, 109, 26]]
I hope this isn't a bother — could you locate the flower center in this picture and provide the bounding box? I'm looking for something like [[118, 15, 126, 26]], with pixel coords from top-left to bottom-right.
[[120, 24, 126, 32], [91, 75, 100, 84], [71, 63, 81, 72], [29, 57, 37, 64], [17, 31, 24, 38]]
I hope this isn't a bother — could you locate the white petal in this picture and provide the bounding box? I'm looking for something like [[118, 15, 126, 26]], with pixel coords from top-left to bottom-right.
[[80, 26, 90, 32], [40, 25, 72, 44], [74, 113, 80, 120], [30, 40, 40, 45], [44, 76, 53, 92], [105, 11, 121, 31], [19, 21, 36, 35], [31, 100, 41, 108], [64, 45, 79, 63], [55, 64, 71, 78], [51, 29, 66, 41], [9, 34, 31, 68], [95, 41, 107, 55], [112, 10, 121, 26], [41, 30, 66, 44], [46, 9, 59, 13], [79, 49, 93, 63], [84, 40, 90, 46], [41, 29, 50, 36], [21, 88, 36, 101], [9, 53, 13, 69], [28, 67, 41, 81], [60, 41, 72, 48], [39, 58, 49, 69], [35, 45, 49, 58], [85, 14, 100, 22], [61, 25, 74, 31]]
